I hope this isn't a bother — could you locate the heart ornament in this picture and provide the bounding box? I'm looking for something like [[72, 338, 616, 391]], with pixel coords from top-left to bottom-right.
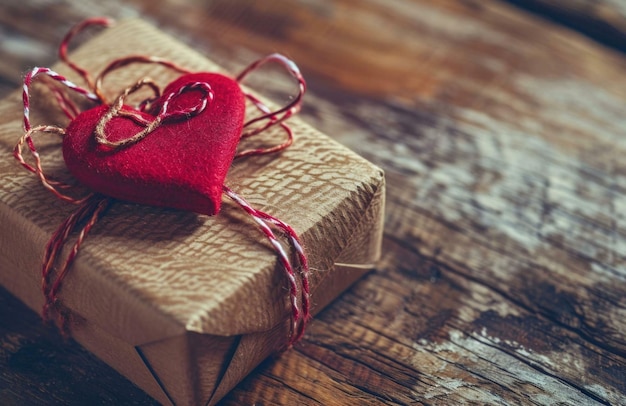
[[63, 72, 245, 216]]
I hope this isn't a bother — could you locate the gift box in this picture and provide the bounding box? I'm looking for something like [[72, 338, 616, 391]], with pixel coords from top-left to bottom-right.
[[0, 20, 385, 405]]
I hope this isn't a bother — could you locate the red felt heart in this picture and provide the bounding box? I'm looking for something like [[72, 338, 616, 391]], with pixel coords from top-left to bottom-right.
[[63, 73, 246, 215]]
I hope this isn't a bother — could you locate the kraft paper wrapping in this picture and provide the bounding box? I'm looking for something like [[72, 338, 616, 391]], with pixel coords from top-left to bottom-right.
[[0, 20, 385, 405]]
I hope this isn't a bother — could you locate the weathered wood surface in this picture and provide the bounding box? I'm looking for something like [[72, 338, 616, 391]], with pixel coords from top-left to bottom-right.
[[1, 0, 626, 405], [505, 0, 626, 52]]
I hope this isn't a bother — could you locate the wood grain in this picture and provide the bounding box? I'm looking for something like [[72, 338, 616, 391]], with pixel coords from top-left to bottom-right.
[[1, 0, 625, 405], [505, 0, 626, 52]]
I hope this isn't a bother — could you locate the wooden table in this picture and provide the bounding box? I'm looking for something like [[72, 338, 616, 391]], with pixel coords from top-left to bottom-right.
[[2, 0, 625, 404]]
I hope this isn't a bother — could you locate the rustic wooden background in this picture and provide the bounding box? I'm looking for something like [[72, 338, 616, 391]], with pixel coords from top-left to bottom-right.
[[1, 0, 626, 404]]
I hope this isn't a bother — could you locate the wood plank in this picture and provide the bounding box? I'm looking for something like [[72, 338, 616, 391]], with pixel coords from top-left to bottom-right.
[[505, 0, 626, 52], [224, 237, 625, 404], [1, 0, 625, 405]]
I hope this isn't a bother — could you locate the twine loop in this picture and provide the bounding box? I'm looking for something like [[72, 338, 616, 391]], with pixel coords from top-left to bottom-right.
[[95, 79, 214, 149]]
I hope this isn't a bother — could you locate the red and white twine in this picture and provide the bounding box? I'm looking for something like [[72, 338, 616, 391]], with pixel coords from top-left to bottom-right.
[[22, 67, 100, 132], [223, 186, 310, 342]]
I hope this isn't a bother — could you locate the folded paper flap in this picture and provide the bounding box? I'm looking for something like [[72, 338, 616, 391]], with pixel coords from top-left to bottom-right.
[[0, 19, 385, 345]]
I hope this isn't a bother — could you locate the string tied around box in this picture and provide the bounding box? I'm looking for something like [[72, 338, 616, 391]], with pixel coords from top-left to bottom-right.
[[14, 18, 311, 346]]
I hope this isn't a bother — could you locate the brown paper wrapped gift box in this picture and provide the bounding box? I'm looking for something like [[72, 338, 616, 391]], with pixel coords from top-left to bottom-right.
[[0, 20, 384, 405]]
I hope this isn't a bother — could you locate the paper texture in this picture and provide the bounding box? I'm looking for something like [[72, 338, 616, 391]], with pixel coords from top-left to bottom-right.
[[0, 19, 385, 405]]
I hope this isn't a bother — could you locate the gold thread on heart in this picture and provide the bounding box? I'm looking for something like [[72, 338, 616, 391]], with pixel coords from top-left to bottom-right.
[[95, 78, 214, 149]]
